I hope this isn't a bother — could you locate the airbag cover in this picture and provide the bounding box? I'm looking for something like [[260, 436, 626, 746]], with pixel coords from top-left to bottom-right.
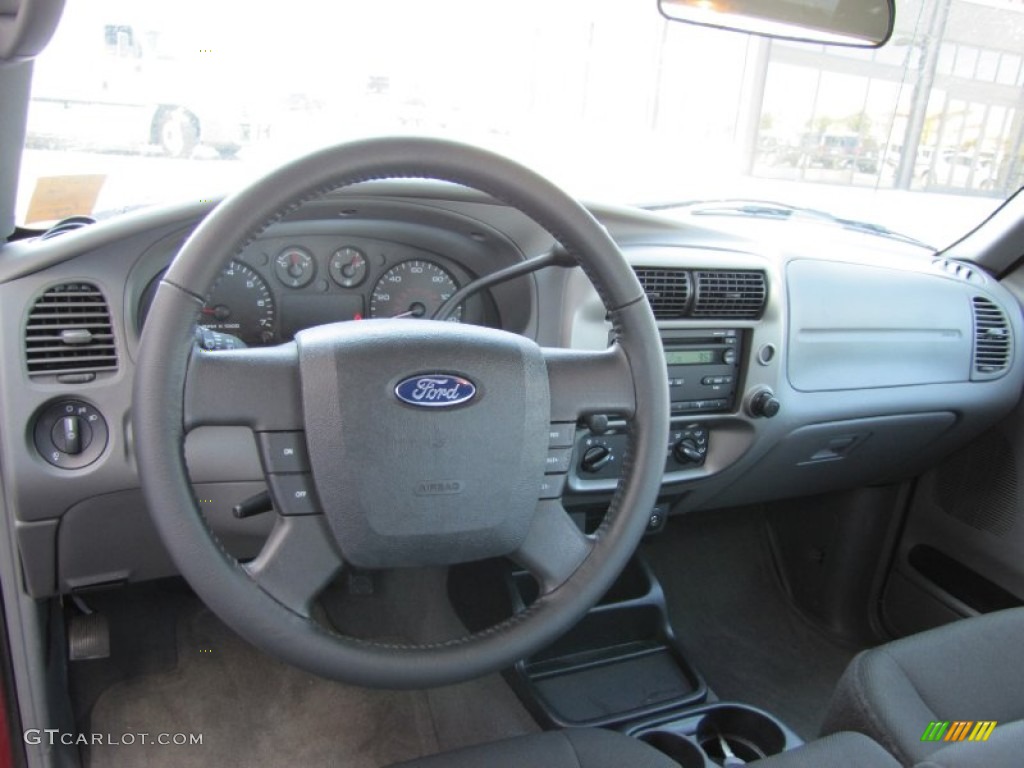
[[295, 319, 549, 568]]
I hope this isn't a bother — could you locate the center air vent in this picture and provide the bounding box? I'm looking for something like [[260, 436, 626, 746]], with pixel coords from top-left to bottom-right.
[[25, 282, 118, 379], [633, 268, 691, 319], [692, 270, 767, 319], [971, 296, 1011, 380]]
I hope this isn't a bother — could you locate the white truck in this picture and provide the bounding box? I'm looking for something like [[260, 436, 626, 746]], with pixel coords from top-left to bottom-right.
[[28, 1, 265, 158]]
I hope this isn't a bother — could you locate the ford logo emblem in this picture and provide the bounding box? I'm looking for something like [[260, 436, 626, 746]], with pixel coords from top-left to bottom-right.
[[395, 374, 477, 408]]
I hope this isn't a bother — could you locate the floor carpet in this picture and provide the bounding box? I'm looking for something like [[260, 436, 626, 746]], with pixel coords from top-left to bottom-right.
[[642, 506, 862, 739], [83, 570, 537, 767]]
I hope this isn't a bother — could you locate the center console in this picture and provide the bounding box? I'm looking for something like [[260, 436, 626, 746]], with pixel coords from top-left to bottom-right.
[[569, 328, 746, 494], [477, 555, 803, 768]]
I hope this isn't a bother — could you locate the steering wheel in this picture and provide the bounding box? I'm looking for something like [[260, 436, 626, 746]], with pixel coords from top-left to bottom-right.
[[133, 137, 669, 688]]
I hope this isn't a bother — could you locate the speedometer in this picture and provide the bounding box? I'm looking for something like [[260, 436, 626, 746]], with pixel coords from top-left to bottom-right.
[[199, 261, 275, 345], [368, 260, 462, 322]]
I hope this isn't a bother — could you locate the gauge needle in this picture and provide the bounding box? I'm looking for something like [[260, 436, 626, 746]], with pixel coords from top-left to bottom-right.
[[393, 303, 426, 319]]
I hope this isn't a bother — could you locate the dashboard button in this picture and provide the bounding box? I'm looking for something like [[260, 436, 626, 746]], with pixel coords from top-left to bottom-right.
[[258, 432, 310, 473], [539, 473, 567, 499], [547, 423, 575, 449], [545, 448, 573, 474], [268, 473, 319, 515]]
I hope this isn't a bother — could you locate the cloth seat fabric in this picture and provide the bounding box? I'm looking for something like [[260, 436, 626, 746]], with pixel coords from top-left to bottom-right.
[[821, 607, 1024, 766], [389, 728, 681, 768]]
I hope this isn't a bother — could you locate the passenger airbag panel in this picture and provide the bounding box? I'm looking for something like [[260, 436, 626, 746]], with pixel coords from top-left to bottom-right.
[[787, 260, 972, 391]]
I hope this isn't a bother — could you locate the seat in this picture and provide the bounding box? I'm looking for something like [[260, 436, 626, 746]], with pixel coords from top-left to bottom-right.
[[752, 731, 900, 768], [392, 729, 906, 768], [388, 728, 679, 768], [821, 607, 1024, 766]]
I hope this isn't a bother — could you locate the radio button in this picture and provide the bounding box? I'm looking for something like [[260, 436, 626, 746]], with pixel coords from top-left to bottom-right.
[[722, 349, 737, 365]]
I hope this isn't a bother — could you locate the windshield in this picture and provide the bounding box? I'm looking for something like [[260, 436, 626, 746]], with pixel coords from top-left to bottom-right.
[[17, 0, 1024, 248]]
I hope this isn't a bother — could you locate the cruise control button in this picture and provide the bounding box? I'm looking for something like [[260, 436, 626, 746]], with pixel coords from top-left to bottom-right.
[[548, 423, 575, 449], [268, 473, 319, 515], [539, 473, 567, 500], [544, 448, 573, 474], [258, 431, 310, 473]]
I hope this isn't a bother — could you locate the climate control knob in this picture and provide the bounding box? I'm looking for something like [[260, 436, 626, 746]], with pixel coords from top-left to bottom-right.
[[673, 438, 704, 465]]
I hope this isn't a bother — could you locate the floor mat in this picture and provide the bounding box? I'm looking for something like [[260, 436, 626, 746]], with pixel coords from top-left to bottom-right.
[[85, 570, 537, 767], [642, 506, 861, 739]]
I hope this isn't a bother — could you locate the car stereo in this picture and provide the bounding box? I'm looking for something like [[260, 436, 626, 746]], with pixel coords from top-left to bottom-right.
[[661, 329, 742, 414]]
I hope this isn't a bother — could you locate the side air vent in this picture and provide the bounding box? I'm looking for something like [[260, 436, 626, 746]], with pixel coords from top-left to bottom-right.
[[25, 282, 118, 378], [934, 258, 983, 285], [633, 268, 691, 319], [692, 270, 767, 319], [971, 296, 1011, 380]]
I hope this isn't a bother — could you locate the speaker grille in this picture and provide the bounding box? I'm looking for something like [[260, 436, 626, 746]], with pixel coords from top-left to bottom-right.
[[934, 430, 1017, 537]]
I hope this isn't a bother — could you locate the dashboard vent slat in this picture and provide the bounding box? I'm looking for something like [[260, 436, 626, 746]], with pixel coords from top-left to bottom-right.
[[934, 258, 984, 285], [24, 283, 118, 377], [971, 296, 1011, 380], [692, 270, 767, 319], [633, 268, 691, 319]]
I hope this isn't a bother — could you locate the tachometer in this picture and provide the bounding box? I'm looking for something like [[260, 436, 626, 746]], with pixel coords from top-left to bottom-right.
[[199, 261, 275, 345], [368, 260, 462, 322]]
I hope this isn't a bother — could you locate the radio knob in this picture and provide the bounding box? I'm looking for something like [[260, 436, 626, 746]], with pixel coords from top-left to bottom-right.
[[581, 444, 613, 473], [673, 438, 704, 465], [750, 390, 781, 418]]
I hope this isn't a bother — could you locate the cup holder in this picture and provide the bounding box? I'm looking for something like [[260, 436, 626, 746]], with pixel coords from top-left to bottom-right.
[[639, 732, 708, 768], [695, 706, 786, 764]]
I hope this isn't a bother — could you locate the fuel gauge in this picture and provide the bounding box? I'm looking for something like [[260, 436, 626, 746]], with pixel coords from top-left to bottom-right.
[[329, 246, 368, 288], [274, 247, 316, 288]]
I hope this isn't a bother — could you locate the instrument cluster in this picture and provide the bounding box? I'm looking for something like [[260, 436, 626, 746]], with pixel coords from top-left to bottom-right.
[[138, 235, 485, 346]]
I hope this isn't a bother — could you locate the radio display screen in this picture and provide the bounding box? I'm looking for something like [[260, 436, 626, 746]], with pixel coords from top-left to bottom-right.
[[665, 349, 715, 365]]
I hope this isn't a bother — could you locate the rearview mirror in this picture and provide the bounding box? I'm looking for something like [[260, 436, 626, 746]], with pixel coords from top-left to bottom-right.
[[658, 0, 894, 47]]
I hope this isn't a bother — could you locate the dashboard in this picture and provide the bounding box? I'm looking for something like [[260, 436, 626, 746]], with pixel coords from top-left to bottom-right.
[[1, 181, 1022, 599]]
